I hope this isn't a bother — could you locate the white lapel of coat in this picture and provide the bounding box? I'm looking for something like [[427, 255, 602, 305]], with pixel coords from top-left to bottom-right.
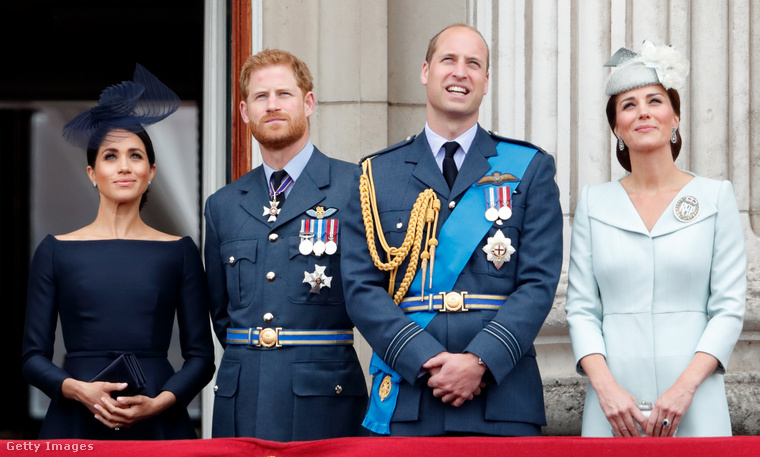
[[586, 176, 718, 238], [650, 176, 718, 238], [586, 181, 649, 235]]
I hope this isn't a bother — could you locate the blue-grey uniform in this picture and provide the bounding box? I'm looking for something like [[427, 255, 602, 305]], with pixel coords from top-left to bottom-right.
[[204, 144, 368, 441], [341, 125, 563, 436]]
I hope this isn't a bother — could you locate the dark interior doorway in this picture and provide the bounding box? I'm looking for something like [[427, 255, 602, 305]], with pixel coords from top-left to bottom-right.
[[0, 0, 204, 438], [0, 0, 204, 102]]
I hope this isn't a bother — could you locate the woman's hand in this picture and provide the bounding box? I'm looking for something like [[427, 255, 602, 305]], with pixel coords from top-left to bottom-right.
[[645, 352, 719, 437], [93, 391, 177, 429], [595, 379, 647, 437], [61, 378, 127, 419], [646, 382, 694, 437], [579, 354, 646, 437], [61, 378, 176, 429]]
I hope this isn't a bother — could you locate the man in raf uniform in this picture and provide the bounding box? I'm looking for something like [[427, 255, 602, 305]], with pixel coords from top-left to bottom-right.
[[341, 24, 562, 436], [204, 49, 367, 441]]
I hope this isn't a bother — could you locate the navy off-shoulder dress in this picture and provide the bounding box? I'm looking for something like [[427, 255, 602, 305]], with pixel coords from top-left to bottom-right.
[[22, 235, 215, 439]]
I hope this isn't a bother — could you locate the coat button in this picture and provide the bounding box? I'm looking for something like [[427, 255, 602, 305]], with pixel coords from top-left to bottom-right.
[[266, 271, 276, 281], [335, 385, 343, 394], [396, 222, 403, 229], [448, 201, 456, 209], [269, 233, 278, 242], [228, 256, 235, 264], [263, 312, 274, 322], [213, 385, 219, 392]]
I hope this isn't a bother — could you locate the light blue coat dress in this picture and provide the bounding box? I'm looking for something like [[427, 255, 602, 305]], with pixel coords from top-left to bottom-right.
[[565, 175, 746, 437]]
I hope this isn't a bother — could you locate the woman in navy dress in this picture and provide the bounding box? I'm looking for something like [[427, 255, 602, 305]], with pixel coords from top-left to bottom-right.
[[21, 65, 215, 439]]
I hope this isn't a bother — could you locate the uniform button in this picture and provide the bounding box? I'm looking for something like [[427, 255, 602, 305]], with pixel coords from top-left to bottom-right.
[[396, 222, 403, 229], [228, 256, 235, 264], [448, 201, 456, 209], [335, 385, 343, 394], [266, 271, 276, 281], [268, 233, 278, 242], [263, 312, 274, 322], [213, 385, 218, 392]]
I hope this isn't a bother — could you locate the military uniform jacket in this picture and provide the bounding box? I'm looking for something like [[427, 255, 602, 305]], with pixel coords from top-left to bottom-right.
[[341, 125, 563, 436], [204, 148, 367, 441]]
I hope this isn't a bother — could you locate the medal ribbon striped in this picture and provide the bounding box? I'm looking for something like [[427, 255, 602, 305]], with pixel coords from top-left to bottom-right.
[[326, 219, 339, 243], [486, 187, 497, 210], [300, 219, 314, 236], [500, 186, 511, 209], [315, 218, 325, 243]]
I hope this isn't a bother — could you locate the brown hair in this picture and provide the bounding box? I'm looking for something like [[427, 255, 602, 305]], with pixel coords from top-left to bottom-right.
[[425, 24, 490, 73], [239, 49, 314, 100], [606, 87, 682, 172]]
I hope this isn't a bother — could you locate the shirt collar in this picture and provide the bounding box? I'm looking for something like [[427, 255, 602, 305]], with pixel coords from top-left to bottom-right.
[[263, 140, 314, 184], [424, 122, 478, 157]]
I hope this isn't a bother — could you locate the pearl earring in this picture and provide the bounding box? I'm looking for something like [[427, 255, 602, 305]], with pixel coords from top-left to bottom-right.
[[92, 182, 97, 188]]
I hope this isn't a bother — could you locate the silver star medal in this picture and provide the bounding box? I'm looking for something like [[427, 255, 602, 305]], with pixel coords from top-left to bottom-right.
[[482, 229, 515, 270], [303, 264, 332, 294], [263, 200, 281, 222]]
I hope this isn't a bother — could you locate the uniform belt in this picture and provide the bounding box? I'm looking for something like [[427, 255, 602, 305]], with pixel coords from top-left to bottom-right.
[[399, 292, 508, 313], [226, 328, 354, 348]]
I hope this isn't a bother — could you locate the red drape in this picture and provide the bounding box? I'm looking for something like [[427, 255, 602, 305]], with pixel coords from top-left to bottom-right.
[[3, 436, 759, 457]]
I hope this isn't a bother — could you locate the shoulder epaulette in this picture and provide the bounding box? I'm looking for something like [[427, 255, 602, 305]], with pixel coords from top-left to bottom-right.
[[488, 130, 546, 153], [360, 135, 417, 164]]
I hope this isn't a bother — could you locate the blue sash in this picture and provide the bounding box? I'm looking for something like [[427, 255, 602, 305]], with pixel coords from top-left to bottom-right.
[[362, 141, 538, 434]]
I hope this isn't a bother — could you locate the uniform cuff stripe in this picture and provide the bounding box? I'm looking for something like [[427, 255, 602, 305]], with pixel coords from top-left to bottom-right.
[[484, 322, 521, 365]]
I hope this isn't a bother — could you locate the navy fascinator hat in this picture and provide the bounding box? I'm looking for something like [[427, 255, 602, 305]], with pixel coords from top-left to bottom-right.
[[62, 64, 180, 149]]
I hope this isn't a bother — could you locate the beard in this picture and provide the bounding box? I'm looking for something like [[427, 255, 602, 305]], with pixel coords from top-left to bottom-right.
[[248, 111, 308, 150]]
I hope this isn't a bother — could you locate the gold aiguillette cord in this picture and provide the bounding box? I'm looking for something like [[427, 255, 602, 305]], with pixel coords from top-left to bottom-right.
[[360, 158, 441, 304]]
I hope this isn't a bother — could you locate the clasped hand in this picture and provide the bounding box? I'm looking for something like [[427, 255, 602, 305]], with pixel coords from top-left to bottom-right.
[[422, 352, 486, 407], [598, 382, 692, 437], [643, 383, 694, 437], [62, 378, 174, 429]]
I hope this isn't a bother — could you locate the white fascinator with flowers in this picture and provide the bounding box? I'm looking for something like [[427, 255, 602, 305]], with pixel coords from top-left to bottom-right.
[[604, 39, 690, 96]]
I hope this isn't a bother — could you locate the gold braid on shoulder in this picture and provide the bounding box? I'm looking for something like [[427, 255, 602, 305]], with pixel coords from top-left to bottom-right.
[[360, 157, 441, 304]]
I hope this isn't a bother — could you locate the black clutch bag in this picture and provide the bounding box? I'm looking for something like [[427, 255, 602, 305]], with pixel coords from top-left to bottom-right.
[[89, 353, 147, 398]]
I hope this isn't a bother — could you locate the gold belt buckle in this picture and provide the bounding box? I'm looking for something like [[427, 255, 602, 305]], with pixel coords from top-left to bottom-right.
[[440, 291, 468, 312], [256, 327, 282, 348]]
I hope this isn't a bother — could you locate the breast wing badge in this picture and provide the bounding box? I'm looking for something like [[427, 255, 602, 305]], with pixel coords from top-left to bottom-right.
[[306, 206, 338, 219], [477, 171, 519, 186]]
